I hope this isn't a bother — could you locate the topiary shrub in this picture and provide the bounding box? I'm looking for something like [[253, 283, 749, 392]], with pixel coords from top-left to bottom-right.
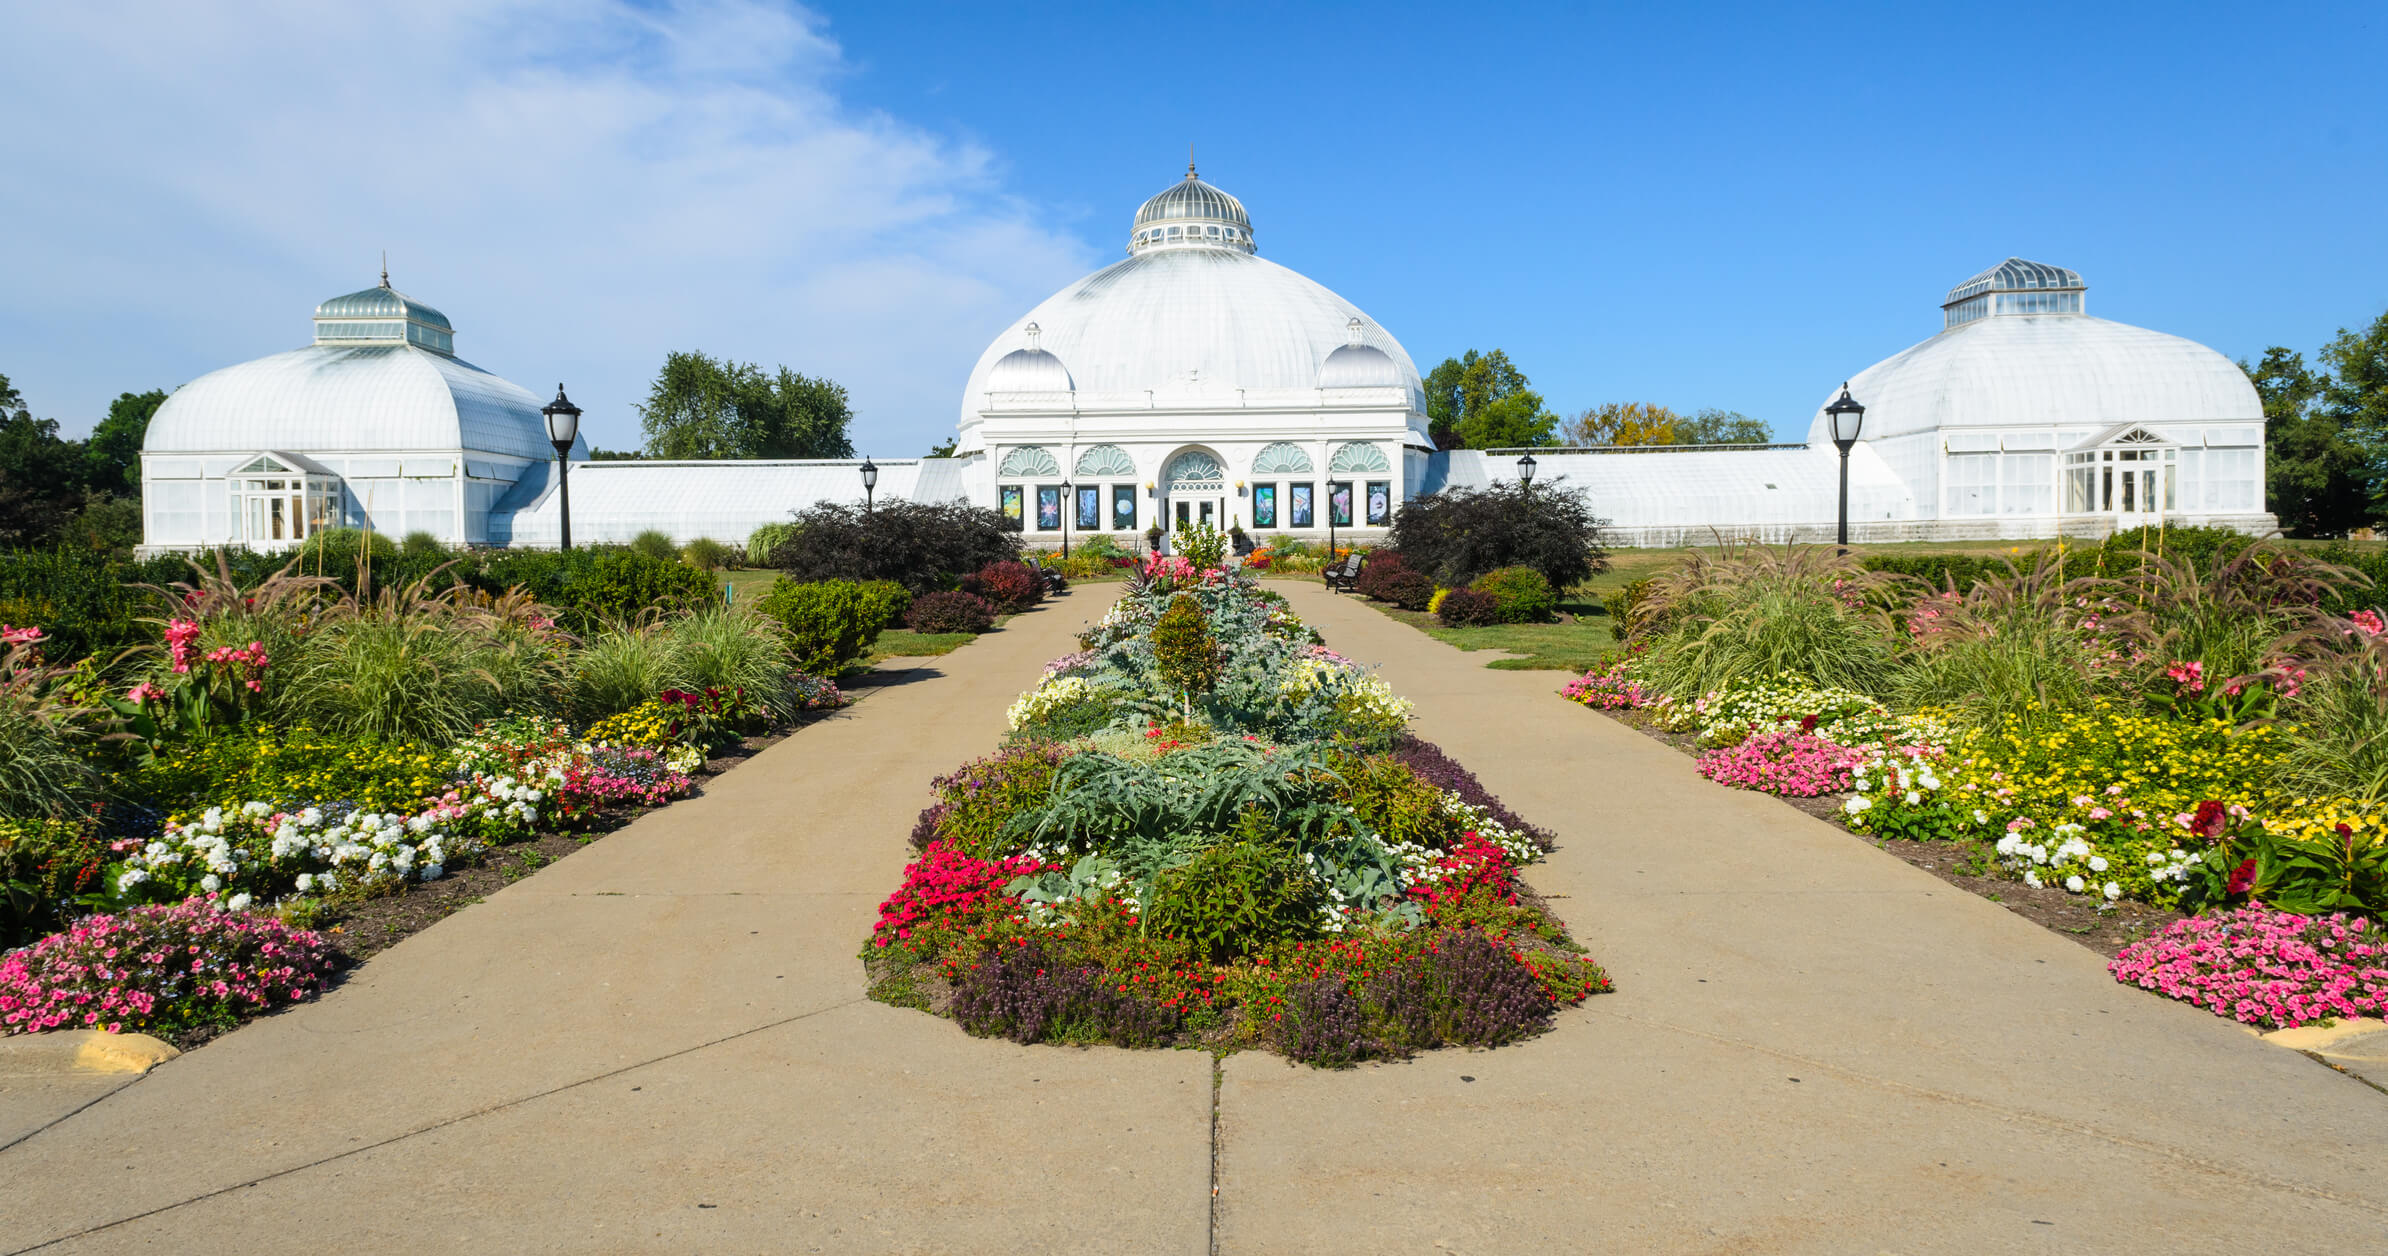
[[756, 579, 882, 673], [1143, 835, 1320, 963], [1473, 566, 1556, 623], [1150, 593, 1221, 699], [1436, 587, 1502, 627], [1355, 552, 1436, 610], [904, 590, 996, 635], [972, 560, 1043, 612]]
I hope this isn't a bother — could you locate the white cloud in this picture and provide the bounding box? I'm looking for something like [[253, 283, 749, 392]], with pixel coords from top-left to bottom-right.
[[0, 0, 1094, 453]]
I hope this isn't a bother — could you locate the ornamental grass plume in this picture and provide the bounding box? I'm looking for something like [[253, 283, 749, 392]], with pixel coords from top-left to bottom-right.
[[2109, 907, 2388, 1030]]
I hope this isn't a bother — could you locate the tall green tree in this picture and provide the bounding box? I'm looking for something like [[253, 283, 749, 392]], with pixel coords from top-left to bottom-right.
[[1680, 408, 1774, 444], [0, 373, 91, 547], [1421, 349, 1558, 449], [637, 351, 856, 460], [2245, 339, 2374, 537], [86, 388, 166, 493]]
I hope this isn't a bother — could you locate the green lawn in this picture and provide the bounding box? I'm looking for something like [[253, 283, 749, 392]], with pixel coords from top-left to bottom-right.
[[720, 567, 781, 605], [867, 628, 977, 662]]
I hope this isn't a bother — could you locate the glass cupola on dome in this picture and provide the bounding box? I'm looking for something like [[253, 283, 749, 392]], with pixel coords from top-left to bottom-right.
[[312, 274, 456, 355], [1941, 258, 2086, 329], [1128, 163, 1257, 255]]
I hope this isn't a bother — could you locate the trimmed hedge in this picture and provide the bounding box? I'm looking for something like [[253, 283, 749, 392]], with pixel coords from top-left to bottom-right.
[[757, 579, 888, 674], [1473, 566, 1556, 623]]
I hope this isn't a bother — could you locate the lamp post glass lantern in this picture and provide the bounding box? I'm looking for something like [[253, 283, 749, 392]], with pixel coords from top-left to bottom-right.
[[1824, 383, 1866, 549], [859, 457, 877, 514], [1516, 451, 1538, 491], [541, 384, 581, 551], [1059, 480, 1072, 558]]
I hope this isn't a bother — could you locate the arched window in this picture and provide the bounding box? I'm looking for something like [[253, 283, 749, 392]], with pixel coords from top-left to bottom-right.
[[1251, 442, 1313, 475], [1075, 444, 1136, 477], [997, 446, 1061, 477], [1327, 442, 1390, 474]]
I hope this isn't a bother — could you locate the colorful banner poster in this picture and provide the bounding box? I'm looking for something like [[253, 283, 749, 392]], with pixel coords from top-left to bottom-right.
[[1253, 484, 1276, 528], [1329, 481, 1353, 527], [1366, 481, 1390, 525], [1076, 485, 1101, 529], [1000, 485, 1023, 529], [1112, 484, 1137, 530], [1036, 486, 1060, 530], [1289, 484, 1313, 527]]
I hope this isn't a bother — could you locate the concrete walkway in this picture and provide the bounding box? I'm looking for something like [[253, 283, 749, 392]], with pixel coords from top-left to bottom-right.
[[5, 579, 2385, 1253]]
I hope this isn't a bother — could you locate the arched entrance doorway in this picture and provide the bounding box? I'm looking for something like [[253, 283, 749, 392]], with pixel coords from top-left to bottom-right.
[[2063, 425, 2177, 529], [1160, 447, 1227, 546]]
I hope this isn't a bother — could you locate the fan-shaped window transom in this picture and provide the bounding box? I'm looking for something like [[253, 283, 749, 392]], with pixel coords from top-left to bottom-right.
[[1252, 442, 1313, 474], [1075, 444, 1136, 477], [1327, 442, 1390, 473], [1164, 450, 1224, 488], [998, 446, 1061, 477]]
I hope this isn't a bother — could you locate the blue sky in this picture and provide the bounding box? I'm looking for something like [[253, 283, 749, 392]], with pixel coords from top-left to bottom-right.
[[3, 1, 2382, 455]]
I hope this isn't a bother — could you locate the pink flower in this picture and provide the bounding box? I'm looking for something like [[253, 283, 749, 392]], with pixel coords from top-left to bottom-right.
[[2349, 610, 2384, 637], [0, 624, 44, 647], [2164, 660, 2206, 692], [124, 681, 165, 705]]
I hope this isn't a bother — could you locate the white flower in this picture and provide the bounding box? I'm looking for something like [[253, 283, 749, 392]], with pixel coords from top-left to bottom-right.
[[2103, 882, 2122, 901], [296, 873, 315, 892], [200, 873, 222, 892], [2087, 855, 2109, 872], [2064, 875, 2086, 893], [226, 893, 253, 912], [1903, 791, 1920, 805], [2023, 870, 2042, 888]]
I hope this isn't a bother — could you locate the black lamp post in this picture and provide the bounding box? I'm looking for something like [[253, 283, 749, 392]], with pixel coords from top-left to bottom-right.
[[1516, 451, 1538, 494], [1825, 383, 1867, 551], [541, 384, 582, 551], [1059, 480, 1072, 558], [1326, 483, 1337, 563], [859, 456, 878, 515]]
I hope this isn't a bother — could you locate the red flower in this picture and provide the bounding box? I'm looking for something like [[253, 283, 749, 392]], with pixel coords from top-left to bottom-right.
[[2225, 858, 2259, 896], [2189, 800, 2229, 839]]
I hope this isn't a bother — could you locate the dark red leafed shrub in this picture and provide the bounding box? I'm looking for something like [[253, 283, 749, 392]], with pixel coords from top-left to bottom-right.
[[973, 561, 1043, 612], [1436, 587, 1501, 627], [1390, 736, 1556, 851], [905, 591, 997, 634], [1354, 553, 1436, 610], [948, 942, 1182, 1047]]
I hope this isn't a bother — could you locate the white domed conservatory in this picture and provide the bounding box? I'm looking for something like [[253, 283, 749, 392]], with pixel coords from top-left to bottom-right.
[[139, 277, 583, 552], [138, 178, 2273, 555]]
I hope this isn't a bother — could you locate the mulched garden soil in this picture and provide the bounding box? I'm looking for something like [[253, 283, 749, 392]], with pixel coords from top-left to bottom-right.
[[1609, 711, 2185, 959]]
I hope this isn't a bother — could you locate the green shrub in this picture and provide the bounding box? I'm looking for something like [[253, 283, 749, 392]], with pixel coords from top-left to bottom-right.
[[1143, 832, 1321, 963], [856, 580, 913, 634], [1605, 576, 1652, 630], [1334, 754, 1463, 849], [399, 530, 447, 559], [0, 547, 150, 661], [1860, 552, 2017, 594], [629, 530, 679, 562], [552, 549, 715, 627], [757, 579, 884, 674], [0, 699, 101, 822], [1473, 566, 1556, 623], [1174, 521, 1229, 572], [279, 597, 565, 744], [681, 537, 734, 571]]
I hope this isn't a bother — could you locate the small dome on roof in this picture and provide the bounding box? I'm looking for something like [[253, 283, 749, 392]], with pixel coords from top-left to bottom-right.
[[314, 278, 456, 355], [1319, 318, 1401, 388], [1129, 164, 1256, 256], [985, 322, 1074, 395], [1942, 258, 2086, 329]]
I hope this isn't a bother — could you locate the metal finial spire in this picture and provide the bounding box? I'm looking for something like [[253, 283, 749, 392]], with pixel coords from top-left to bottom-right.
[[1187, 144, 1196, 179], [380, 251, 390, 288]]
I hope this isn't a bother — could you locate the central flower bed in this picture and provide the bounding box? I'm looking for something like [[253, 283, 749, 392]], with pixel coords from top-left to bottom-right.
[[861, 562, 1608, 1065]]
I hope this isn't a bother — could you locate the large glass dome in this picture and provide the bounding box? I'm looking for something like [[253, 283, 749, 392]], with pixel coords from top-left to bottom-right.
[[1128, 164, 1255, 255]]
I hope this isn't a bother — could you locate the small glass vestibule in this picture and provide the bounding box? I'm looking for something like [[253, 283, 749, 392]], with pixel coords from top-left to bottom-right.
[[229, 454, 342, 547], [2064, 429, 2175, 526]]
